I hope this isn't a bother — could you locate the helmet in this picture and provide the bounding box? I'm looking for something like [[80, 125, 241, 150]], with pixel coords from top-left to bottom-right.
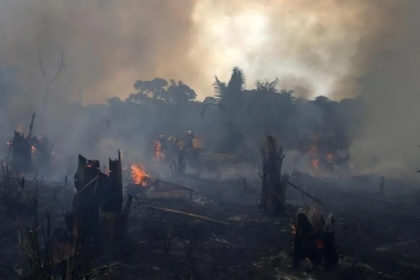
[[168, 136, 174, 141], [187, 131, 194, 136]]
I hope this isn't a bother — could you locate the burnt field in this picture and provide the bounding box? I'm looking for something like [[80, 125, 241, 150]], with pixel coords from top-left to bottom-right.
[[1, 171, 420, 280]]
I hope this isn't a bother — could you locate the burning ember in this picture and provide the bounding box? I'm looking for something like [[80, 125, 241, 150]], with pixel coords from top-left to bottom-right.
[[311, 159, 319, 169], [31, 145, 37, 153], [153, 141, 165, 162], [326, 153, 333, 163], [291, 224, 296, 235], [131, 164, 150, 187]]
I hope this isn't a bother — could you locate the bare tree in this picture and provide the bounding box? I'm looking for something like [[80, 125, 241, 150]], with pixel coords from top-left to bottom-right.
[[37, 45, 66, 124]]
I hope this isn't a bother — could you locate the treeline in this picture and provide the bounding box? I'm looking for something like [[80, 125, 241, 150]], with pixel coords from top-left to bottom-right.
[[102, 67, 364, 159]]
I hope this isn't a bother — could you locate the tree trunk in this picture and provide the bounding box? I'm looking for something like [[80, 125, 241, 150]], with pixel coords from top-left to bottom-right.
[[259, 135, 288, 215]]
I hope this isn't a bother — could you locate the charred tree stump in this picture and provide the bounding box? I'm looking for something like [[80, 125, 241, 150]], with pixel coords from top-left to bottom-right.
[[11, 113, 36, 173], [292, 205, 339, 271], [259, 135, 288, 215], [67, 152, 132, 244], [11, 132, 32, 173]]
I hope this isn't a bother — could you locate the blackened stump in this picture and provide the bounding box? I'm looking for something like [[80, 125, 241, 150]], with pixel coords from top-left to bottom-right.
[[292, 205, 339, 271]]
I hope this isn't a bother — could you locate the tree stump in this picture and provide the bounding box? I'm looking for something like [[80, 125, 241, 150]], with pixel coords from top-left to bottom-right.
[[292, 204, 339, 271], [259, 135, 288, 215], [65, 151, 132, 243], [11, 131, 32, 173]]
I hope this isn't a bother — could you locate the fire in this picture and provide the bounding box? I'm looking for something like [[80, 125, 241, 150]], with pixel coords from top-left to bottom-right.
[[291, 218, 296, 235], [326, 153, 333, 163], [308, 145, 320, 169], [131, 164, 150, 187], [316, 239, 323, 250], [153, 141, 165, 162], [31, 145, 36, 153]]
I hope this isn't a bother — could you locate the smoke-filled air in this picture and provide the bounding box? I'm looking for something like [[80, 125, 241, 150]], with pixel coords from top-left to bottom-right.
[[2, 0, 420, 279]]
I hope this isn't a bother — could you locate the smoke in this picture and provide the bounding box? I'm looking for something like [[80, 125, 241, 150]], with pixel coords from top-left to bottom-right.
[[350, 0, 420, 182], [0, 0, 199, 105], [192, 0, 409, 98], [0, 0, 410, 105], [0, 0, 416, 180]]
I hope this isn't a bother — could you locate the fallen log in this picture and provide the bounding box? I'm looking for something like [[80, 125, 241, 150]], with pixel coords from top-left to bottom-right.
[[145, 189, 192, 201], [140, 205, 229, 225]]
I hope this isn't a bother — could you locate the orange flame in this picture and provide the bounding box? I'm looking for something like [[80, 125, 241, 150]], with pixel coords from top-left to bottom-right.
[[131, 164, 150, 187], [311, 159, 319, 169], [316, 239, 323, 250], [153, 141, 165, 162], [326, 153, 333, 163], [31, 145, 36, 153]]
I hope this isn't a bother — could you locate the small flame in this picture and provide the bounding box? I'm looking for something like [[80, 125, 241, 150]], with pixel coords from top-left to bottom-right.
[[153, 141, 165, 162], [291, 218, 296, 235], [311, 159, 319, 169], [316, 239, 323, 250], [291, 224, 296, 235], [131, 164, 150, 187], [31, 145, 36, 153], [326, 153, 333, 163]]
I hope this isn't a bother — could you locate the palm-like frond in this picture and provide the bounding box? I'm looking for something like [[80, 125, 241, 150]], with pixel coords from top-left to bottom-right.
[[255, 78, 279, 93], [228, 67, 246, 92], [213, 76, 226, 98]]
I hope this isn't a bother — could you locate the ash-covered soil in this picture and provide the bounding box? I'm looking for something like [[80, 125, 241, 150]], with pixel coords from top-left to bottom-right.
[[1, 174, 419, 280]]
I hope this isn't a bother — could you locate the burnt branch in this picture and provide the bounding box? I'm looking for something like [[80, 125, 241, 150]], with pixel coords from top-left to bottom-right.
[[37, 44, 67, 123]]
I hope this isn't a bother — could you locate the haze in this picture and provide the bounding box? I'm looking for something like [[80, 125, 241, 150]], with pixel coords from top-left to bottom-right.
[[1, 0, 420, 180], [0, 0, 408, 101]]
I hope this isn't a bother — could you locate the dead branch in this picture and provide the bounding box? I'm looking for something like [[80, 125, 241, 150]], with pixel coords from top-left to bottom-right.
[[287, 180, 326, 207], [37, 44, 67, 122], [141, 205, 229, 225]]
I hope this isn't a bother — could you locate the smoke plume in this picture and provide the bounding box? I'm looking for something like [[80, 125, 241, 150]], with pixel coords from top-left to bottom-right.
[[0, 0, 417, 180], [192, 0, 409, 98], [350, 0, 420, 181], [0, 0, 410, 104]]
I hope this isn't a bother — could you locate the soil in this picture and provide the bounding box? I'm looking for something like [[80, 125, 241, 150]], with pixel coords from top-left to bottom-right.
[[0, 172, 419, 280]]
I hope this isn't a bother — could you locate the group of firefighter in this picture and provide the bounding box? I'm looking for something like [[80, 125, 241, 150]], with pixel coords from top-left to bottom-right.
[[152, 130, 202, 174], [297, 133, 350, 171]]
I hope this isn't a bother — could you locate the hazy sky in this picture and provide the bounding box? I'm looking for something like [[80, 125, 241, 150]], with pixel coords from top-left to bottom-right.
[[0, 0, 410, 103]]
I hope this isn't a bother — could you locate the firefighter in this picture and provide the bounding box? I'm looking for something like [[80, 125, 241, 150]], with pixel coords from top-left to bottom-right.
[[177, 144, 186, 175], [185, 130, 201, 173], [157, 135, 167, 152], [167, 136, 178, 162], [153, 135, 166, 163], [186, 131, 195, 149]]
